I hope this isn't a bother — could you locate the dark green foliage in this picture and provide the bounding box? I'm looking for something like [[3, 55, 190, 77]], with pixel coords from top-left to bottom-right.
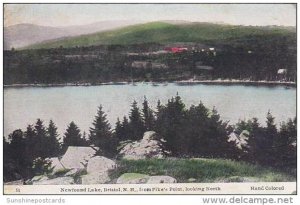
[[128, 100, 145, 140], [4, 120, 62, 182], [235, 114, 296, 170], [46, 120, 61, 157], [142, 97, 156, 131], [63, 121, 89, 150], [89, 105, 117, 157]]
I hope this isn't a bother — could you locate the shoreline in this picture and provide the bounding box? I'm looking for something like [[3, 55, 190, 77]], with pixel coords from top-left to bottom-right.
[[3, 80, 296, 88]]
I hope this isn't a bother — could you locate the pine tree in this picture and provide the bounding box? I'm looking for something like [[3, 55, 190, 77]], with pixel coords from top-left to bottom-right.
[[114, 118, 123, 141], [23, 125, 37, 162], [122, 116, 130, 141], [142, 97, 156, 131], [46, 120, 61, 157], [7, 129, 26, 179], [128, 100, 145, 140], [34, 119, 48, 158], [63, 121, 85, 150], [89, 105, 115, 157]]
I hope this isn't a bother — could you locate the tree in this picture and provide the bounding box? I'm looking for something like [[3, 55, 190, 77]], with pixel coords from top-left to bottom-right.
[[89, 105, 116, 157], [7, 129, 26, 180], [128, 100, 145, 140], [114, 118, 124, 141], [63, 121, 86, 150], [142, 96, 156, 131], [155, 95, 187, 156], [34, 119, 48, 158], [46, 120, 61, 157]]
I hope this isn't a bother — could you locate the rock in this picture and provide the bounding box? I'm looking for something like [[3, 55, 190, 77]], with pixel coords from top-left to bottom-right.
[[146, 176, 177, 184], [87, 156, 117, 174], [239, 130, 249, 141], [187, 178, 197, 183], [60, 146, 98, 169], [47, 157, 66, 174], [80, 172, 111, 184], [32, 177, 74, 185], [64, 168, 86, 177], [30, 175, 49, 183], [119, 131, 167, 160], [228, 131, 249, 150], [116, 173, 150, 184], [143, 131, 159, 141], [4, 179, 24, 185]]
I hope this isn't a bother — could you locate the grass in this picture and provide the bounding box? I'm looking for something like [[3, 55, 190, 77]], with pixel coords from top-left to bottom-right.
[[23, 21, 295, 49], [109, 158, 295, 183]]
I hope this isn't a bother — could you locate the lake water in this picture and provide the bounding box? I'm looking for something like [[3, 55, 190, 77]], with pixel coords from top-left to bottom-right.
[[4, 83, 296, 137]]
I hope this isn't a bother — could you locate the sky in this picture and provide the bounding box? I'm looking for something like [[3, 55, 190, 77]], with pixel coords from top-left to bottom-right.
[[4, 4, 296, 27]]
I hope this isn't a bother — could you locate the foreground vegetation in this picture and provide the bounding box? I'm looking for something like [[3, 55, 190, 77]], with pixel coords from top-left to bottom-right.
[[4, 95, 296, 182], [110, 158, 295, 183]]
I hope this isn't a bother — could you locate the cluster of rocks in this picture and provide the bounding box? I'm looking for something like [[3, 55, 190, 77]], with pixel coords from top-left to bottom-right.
[[119, 131, 170, 159], [20, 131, 177, 185], [227, 130, 249, 149]]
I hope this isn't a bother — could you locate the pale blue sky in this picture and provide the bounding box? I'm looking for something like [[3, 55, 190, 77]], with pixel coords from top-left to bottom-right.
[[4, 4, 296, 27]]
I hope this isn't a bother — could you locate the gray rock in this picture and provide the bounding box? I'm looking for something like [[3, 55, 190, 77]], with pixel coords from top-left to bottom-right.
[[119, 131, 167, 160], [87, 156, 117, 174], [116, 173, 150, 184], [187, 178, 197, 183], [146, 176, 177, 184], [80, 172, 111, 184], [64, 168, 86, 177], [60, 146, 98, 169], [143, 131, 159, 141], [32, 177, 74, 185]]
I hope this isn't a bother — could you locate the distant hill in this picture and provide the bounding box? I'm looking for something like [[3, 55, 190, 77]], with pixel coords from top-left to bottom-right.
[[4, 20, 142, 50], [23, 21, 296, 50]]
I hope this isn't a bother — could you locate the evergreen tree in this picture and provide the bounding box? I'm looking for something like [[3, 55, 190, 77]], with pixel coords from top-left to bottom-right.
[[7, 129, 26, 179], [23, 125, 37, 163], [89, 105, 116, 157], [274, 117, 297, 168], [142, 96, 156, 131], [34, 119, 48, 158], [114, 118, 124, 141], [128, 100, 145, 140], [46, 120, 61, 157], [63, 121, 85, 150], [122, 116, 130, 141], [155, 95, 187, 156]]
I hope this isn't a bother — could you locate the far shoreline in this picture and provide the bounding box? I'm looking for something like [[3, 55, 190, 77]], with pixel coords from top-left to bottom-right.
[[3, 79, 296, 88]]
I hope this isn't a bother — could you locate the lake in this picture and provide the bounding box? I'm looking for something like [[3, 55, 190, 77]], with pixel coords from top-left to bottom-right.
[[4, 83, 296, 137]]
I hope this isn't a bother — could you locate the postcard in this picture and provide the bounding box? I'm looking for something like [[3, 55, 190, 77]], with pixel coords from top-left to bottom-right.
[[3, 3, 297, 195]]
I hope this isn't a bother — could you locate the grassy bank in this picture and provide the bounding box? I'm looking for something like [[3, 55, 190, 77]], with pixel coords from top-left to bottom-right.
[[110, 158, 295, 183]]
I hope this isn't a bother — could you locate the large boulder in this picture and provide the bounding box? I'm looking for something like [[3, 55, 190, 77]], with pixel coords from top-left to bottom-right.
[[146, 176, 177, 184], [60, 146, 98, 169], [80, 156, 117, 184], [119, 131, 167, 160], [116, 173, 150, 184], [81, 172, 111, 185], [32, 177, 74, 185], [87, 156, 117, 174]]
